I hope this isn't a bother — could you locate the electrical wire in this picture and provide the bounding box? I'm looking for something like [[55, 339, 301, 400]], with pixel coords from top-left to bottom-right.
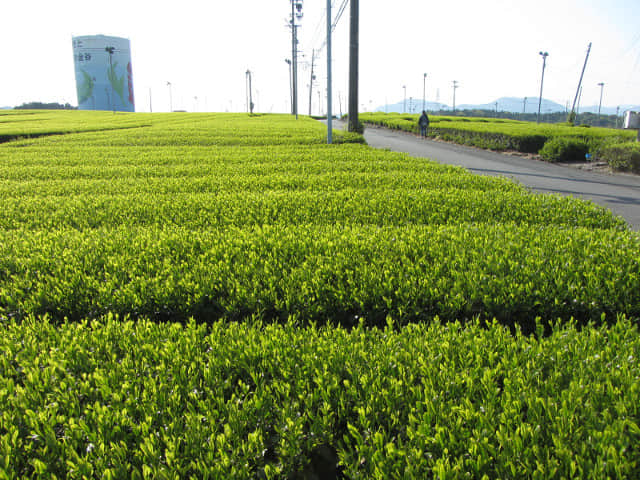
[[310, 0, 349, 55]]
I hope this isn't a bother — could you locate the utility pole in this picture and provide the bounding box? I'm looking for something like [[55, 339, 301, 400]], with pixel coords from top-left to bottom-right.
[[326, 0, 332, 143], [422, 73, 427, 111], [348, 0, 359, 132], [522, 97, 527, 114], [569, 42, 592, 125], [308, 49, 316, 116], [597, 82, 605, 119], [290, 1, 303, 119], [166, 81, 173, 112], [291, 0, 296, 118], [452, 81, 459, 113], [537, 51, 548, 124]]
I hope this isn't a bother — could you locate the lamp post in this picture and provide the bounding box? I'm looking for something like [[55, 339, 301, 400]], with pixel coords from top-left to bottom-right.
[[422, 73, 427, 111], [166, 81, 173, 112], [403, 85, 406, 113], [105, 46, 115, 113], [537, 51, 549, 124], [597, 82, 605, 119], [246, 69, 254, 114], [285, 59, 292, 114], [452, 81, 459, 114]]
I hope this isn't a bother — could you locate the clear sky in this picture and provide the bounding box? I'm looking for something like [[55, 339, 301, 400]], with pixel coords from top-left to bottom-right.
[[2, 0, 638, 113]]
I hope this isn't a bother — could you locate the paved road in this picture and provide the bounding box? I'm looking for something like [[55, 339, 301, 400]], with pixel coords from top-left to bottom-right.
[[332, 120, 640, 230]]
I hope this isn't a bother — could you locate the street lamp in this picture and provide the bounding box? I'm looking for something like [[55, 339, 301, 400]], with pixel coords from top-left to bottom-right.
[[422, 73, 427, 111], [105, 46, 116, 113], [246, 69, 254, 114], [403, 85, 406, 113], [537, 51, 549, 124], [452, 81, 459, 114], [597, 82, 605, 119], [285, 59, 292, 114], [166, 81, 173, 112]]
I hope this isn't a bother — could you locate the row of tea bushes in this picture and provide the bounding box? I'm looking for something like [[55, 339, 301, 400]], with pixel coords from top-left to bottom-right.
[[2, 315, 638, 478]]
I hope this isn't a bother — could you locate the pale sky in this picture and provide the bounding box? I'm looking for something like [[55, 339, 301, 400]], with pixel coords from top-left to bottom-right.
[[2, 0, 639, 113]]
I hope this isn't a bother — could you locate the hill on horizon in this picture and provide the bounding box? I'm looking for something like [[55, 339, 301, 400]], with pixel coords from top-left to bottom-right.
[[376, 97, 640, 116]]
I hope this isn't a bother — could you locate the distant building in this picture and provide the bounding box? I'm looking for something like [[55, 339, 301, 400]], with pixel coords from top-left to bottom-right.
[[72, 35, 135, 112]]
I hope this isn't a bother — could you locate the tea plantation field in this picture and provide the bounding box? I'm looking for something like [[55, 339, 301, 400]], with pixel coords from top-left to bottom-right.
[[1, 110, 639, 478], [360, 112, 636, 164]]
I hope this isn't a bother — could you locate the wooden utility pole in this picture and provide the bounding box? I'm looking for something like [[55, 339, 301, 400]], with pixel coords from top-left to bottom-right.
[[348, 0, 359, 132]]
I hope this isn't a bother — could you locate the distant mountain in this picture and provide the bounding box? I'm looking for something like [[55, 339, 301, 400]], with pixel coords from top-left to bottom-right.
[[376, 97, 640, 116], [374, 100, 448, 114], [459, 97, 565, 114]]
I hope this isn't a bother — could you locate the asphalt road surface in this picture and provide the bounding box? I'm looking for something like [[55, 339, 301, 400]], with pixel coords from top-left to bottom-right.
[[331, 120, 640, 230]]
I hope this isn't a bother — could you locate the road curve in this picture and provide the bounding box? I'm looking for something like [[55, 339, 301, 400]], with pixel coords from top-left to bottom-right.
[[332, 120, 640, 230]]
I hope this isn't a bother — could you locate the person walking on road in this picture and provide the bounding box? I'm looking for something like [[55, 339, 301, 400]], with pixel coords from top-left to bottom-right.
[[418, 110, 430, 138]]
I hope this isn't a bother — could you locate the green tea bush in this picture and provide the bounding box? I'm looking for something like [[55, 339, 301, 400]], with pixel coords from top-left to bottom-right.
[[600, 142, 640, 173], [539, 137, 590, 162], [1, 110, 640, 479], [359, 112, 634, 155], [1, 316, 639, 478]]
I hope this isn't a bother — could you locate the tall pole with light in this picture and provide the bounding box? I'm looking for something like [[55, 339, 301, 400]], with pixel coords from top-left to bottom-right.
[[597, 82, 605, 119], [285, 59, 292, 114], [422, 73, 427, 111], [403, 85, 406, 113], [105, 46, 116, 113], [452, 81, 459, 114], [537, 51, 548, 124], [166, 81, 173, 112], [246, 70, 254, 114]]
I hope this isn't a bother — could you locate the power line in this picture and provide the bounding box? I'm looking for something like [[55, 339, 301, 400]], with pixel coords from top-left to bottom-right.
[[311, 0, 349, 55], [333, 0, 349, 31]]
